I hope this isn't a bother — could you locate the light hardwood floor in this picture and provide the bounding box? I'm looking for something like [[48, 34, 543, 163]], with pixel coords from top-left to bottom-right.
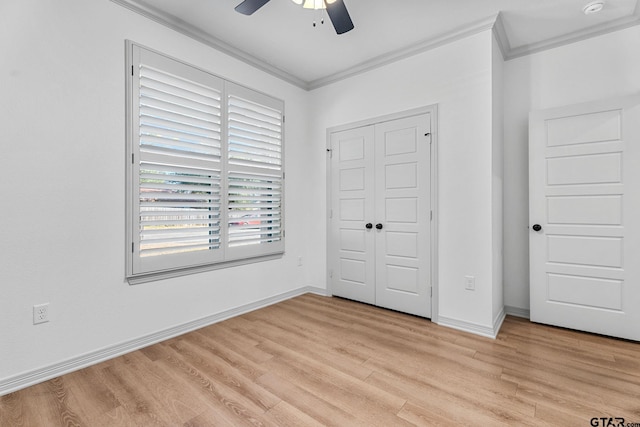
[[2, 293, 640, 426]]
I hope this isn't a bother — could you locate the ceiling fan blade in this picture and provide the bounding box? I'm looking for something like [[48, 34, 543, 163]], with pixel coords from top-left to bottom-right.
[[235, 0, 271, 15], [325, 0, 354, 34]]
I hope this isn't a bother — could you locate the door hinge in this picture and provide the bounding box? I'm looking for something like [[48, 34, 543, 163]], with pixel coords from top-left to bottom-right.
[[132, 153, 134, 164], [131, 65, 134, 76], [326, 148, 332, 158], [430, 210, 433, 221], [329, 209, 333, 219], [132, 242, 134, 253], [282, 115, 285, 123]]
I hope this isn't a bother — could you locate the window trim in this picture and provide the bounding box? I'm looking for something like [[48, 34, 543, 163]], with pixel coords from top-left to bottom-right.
[[125, 41, 285, 284]]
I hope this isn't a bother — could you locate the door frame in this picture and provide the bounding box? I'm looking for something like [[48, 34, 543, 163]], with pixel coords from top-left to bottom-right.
[[325, 104, 439, 322]]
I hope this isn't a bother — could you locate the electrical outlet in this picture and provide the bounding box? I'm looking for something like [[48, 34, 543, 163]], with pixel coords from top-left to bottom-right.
[[464, 276, 475, 291], [33, 303, 49, 324]]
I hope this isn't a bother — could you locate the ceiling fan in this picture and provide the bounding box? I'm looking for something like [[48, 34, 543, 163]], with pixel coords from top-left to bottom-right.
[[235, 0, 354, 34]]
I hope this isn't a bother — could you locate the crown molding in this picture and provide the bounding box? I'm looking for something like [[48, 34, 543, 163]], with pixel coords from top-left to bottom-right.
[[110, 0, 308, 89], [492, 11, 510, 60], [308, 14, 500, 90], [504, 4, 640, 60], [111, 0, 499, 91], [111, 0, 640, 90]]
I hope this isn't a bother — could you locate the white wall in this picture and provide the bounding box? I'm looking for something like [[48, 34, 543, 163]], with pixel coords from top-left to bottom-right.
[[0, 0, 313, 386], [503, 25, 640, 312], [491, 33, 505, 324], [311, 31, 502, 331]]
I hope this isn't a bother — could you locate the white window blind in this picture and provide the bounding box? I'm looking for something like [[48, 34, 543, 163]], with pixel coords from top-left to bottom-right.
[[226, 84, 284, 260], [127, 43, 284, 280]]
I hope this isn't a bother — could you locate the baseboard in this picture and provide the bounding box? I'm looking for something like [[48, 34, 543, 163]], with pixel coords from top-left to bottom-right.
[[437, 309, 505, 339], [493, 307, 506, 337], [504, 305, 530, 319], [0, 285, 325, 396], [305, 286, 329, 296]]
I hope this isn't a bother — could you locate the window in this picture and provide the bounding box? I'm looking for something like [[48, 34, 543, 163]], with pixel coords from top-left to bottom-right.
[[126, 42, 284, 282]]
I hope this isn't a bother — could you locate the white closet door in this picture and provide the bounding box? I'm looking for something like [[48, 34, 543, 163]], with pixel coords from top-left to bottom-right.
[[529, 94, 640, 340], [330, 126, 376, 304], [374, 114, 431, 318], [329, 113, 432, 318]]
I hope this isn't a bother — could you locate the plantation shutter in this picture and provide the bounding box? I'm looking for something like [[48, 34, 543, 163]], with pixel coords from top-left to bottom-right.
[[128, 44, 285, 280], [132, 46, 224, 274], [226, 83, 284, 260]]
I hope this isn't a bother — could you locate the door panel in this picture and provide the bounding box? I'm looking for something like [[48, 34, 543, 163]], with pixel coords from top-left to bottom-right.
[[546, 235, 623, 268], [547, 195, 622, 225], [386, 198, 418, 222], [546, 152, 621, 185], [385, 162, 417, 188], [375, 114, 431, 318], [547, 274, 622, 310], [330, 126, 376, 304], [529, 94, 640, 341], [545, 109, 621, 146]]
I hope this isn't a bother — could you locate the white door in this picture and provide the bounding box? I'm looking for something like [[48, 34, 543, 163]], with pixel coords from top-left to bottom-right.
[[330, 113, 432, 318], [374, 115, 431, 317], [330, 125, 376, 304], [529, 94, 640, 341]]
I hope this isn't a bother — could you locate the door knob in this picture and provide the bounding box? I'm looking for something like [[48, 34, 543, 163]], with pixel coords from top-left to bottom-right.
[[532, 224, 542, 232], [365, 223, 373, 229], [376, 223, 383, 230]]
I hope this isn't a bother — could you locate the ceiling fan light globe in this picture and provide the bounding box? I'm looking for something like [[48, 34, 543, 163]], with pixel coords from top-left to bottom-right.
[[302, 0, 325, 9]]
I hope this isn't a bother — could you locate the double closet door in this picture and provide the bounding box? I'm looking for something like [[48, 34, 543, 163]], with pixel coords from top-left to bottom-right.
[[329, 113, 432, 318]]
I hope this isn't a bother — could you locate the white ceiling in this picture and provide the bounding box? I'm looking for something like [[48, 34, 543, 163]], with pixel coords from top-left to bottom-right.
[[113, 0, 640, 89]]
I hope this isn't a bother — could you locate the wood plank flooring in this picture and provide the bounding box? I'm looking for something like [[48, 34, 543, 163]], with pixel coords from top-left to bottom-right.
[[2, 293, 640, 426]]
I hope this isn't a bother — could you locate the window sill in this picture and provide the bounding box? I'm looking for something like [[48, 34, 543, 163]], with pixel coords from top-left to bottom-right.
[[127, 252, 284, 285]]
